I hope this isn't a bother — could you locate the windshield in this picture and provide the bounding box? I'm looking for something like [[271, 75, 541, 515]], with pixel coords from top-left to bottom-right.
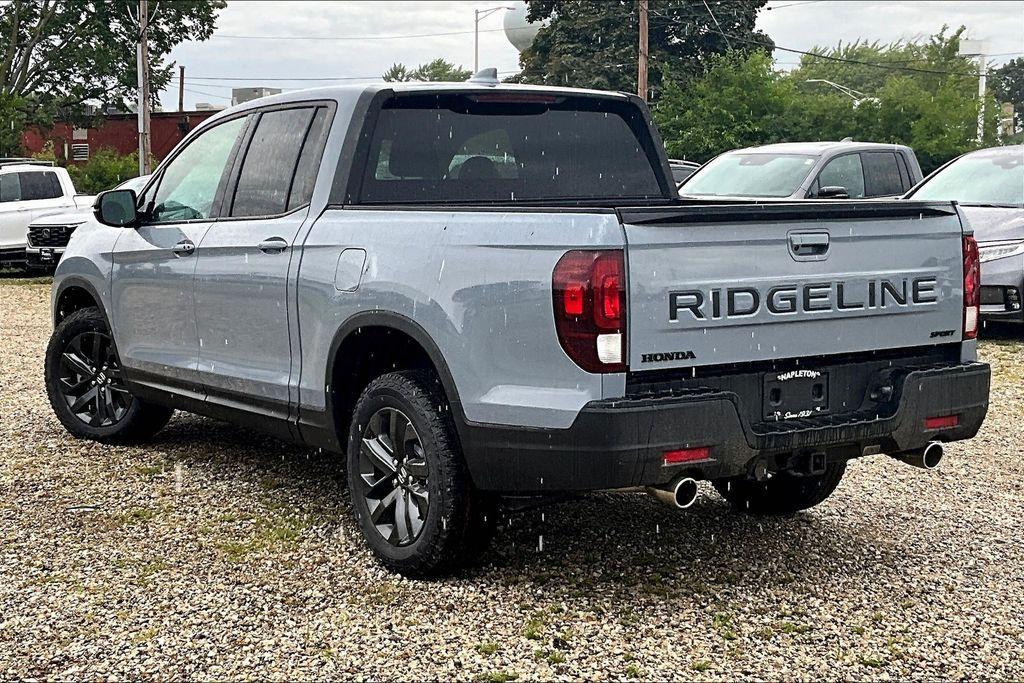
[[679, 153, 817, 198], [911, 147, 1023, 207]]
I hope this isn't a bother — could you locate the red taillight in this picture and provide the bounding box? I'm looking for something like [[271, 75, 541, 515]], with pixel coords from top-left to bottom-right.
[[552, 250, 626, 373], [663, 447, 711, 465], [924, 414, 959, 430], [963, 235, 980, 340]]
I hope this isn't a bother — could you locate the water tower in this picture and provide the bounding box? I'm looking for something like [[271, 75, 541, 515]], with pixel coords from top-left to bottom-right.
[[503, 1, 546, 52]]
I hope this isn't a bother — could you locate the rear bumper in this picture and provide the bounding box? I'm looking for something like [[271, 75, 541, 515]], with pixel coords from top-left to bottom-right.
[[460, 361, 990, 493]]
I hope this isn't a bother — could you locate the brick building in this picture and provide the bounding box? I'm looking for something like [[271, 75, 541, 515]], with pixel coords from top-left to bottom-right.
[[21, 110, 217, 164]]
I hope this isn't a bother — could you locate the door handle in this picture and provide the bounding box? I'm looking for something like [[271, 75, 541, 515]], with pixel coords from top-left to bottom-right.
[[171, 240, 195, 257], [258, 237, 289, 254]]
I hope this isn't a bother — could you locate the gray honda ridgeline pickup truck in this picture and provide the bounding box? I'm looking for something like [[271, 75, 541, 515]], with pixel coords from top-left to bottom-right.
[[45, 78, 990, 575]]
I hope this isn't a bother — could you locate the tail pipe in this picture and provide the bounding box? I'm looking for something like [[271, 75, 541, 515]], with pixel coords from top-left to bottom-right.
[[891, 441, 944, 470], [647, 477, 699, 509]]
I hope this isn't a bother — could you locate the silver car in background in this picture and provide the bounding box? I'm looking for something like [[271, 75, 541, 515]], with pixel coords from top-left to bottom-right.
[[678, 141, 923, 200], [905, 145, 1024, 324]]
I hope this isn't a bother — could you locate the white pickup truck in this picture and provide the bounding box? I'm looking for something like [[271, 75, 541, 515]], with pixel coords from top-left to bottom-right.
[[0, 161, 94, 266]]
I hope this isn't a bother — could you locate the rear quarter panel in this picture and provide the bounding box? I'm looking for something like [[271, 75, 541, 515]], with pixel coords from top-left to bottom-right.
[[296, 209, 625, 429]]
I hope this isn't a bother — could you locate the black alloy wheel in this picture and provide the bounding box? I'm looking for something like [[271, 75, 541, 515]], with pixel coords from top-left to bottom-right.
[[356, 406, 431, 547], [57, 330, 132, 427]]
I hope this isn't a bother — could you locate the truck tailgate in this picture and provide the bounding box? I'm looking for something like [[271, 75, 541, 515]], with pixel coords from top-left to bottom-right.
[[621, 202, 966, 371]]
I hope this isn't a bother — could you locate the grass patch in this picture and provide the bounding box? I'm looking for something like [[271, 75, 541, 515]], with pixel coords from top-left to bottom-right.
[[476, 642, 499, 655], [133, 464, 165, 477], [713, 612, 738, 641], [858, 654, 886, 668], [533, 649, 565, 664], [523, 613, 545, 640], [625, 664, 643, 679], [112, 507, 158, 527], [215, 513, 309, 560], [776, 620, 813, 635], [477, 672, 518, 683], [692, 660, 712, 672]]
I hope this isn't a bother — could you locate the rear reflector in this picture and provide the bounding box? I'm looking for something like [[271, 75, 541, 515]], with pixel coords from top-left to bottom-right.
[[924, 414, 959, 430], [663, 447, 711, 465]]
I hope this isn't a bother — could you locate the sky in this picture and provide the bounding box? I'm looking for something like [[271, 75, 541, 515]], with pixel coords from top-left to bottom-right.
[[157, 0, 1024, 111]]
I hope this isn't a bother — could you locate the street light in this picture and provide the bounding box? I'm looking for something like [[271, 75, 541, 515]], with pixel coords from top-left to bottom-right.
[[475, 5, 515, 72]]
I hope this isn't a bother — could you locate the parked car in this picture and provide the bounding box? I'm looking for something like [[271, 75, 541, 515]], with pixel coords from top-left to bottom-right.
[[0, 161, 94, 266], [678, 141, 923, 200], [46, 80, 989, 576], [905, 145, 1024, 324], [26, 175, 151, 270], [667, 158, 701, 184]]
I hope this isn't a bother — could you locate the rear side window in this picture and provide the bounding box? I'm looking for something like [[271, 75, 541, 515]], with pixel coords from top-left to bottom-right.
[[862, 152, 904, 197], [895, 153, 911, 190], [288, 107, 331, 210], [359, 94, 664, 204], [231, 107, 316, 217], [0, 171, 62, 201], [817, 154, 865, 198]]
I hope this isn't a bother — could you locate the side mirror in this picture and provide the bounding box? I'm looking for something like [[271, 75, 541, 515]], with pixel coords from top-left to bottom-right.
[[814, 185, 850, 199], [94, 189, 139, 227]]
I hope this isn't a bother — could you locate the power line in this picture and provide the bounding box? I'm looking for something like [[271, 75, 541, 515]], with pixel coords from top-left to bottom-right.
[[211, 26, 510, 41]]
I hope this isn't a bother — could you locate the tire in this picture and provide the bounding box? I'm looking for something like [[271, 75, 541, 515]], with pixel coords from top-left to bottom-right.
[[347, 370, 479, 576], [713, 461, 847, 515], [44, 307, 173, 443]]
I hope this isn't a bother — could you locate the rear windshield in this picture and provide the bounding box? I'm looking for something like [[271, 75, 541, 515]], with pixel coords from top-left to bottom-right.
[[911, 147, 1023, 207], [680, 153, 817, 198], [358, 94, 665, 204]]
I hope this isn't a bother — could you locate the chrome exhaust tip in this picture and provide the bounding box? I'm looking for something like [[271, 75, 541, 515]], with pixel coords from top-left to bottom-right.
[[647, 477, 699, 509], [891, 441, 944, 470]]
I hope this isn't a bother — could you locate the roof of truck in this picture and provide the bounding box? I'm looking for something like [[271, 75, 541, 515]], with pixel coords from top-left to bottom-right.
[[727, 141, 912, 156], [199, 81, 636, 127]]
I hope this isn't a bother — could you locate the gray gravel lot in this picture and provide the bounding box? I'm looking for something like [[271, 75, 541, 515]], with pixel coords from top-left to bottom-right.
[[1, 279, 1022, 681]]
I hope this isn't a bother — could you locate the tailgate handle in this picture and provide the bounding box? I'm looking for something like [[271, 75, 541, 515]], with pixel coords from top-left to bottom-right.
[[790, 232, 830, 259]]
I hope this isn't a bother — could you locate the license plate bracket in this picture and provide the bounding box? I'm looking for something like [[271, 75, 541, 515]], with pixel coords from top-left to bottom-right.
[[39, 248, 54, 263], [763, 370, 829, 421]]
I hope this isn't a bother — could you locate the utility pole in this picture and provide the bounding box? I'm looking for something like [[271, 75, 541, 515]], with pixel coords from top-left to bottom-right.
[[137, 0, 152, 175], [178, 65, 185, 113], [637, 0, 649, 101]]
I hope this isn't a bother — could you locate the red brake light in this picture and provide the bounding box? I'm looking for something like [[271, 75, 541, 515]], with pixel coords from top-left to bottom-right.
[[963, 235, 980, 340], [552, 250, 626, 373]]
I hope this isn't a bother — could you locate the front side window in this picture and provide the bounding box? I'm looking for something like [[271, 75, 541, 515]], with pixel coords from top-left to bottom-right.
[[0, 173, 21, 202], [680, 153, 817, 198], [816, 154, 865, 198], [911, 148, 1024, 207], [19, 172, 62, 200], [862, 152, 903, 197], [0, 171, 62, 202], [230, 107, 316, 217], [360, 94, 663, 203], [149, 116, 247, 223]]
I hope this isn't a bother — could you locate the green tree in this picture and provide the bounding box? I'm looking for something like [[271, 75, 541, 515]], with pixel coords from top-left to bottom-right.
[[382, 58, 471, 83], [519, 0, 771, 96], [653, 50, 793, 161], [0, 0, 225, 155], [992, 57, 1024, 136]]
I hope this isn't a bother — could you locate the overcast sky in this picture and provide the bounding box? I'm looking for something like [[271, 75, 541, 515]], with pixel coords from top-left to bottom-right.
[[158, 0, 1024, 111]]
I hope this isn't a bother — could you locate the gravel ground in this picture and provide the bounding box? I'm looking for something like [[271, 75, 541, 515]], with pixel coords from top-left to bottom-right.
[[1, 279, 1022, 681]]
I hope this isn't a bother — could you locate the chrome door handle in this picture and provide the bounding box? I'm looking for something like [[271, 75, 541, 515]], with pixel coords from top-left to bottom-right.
[[171, 240, 195, 257], [258, 237, 289, 254]]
